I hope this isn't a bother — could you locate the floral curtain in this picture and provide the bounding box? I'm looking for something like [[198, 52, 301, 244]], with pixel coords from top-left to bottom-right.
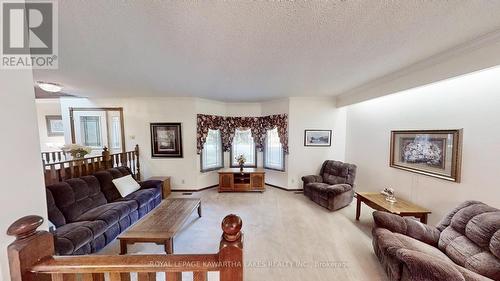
[[196, 114, 288, 154]]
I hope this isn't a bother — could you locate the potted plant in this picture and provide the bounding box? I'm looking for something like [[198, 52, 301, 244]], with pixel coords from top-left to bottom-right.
[[61, 144, 93, 159], [235, 154, 246, 173]]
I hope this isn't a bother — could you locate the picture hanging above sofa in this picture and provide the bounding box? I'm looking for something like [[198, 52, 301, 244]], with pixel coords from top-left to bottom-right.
[[150, 123, 183, 158], [390, 129, 463, 182]]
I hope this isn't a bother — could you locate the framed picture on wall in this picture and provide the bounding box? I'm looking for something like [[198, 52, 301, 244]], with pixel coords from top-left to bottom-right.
[[390, 129, 463, 182], [304, 130, 332, 147], [150, 123, 183, 158], [45, 115, 64, 136]]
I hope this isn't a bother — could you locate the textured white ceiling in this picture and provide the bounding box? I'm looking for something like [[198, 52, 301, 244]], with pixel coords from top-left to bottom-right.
[[34, 0, 500, 102]]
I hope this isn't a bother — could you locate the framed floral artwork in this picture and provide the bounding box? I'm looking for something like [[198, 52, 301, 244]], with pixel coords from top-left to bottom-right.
[[390, 129, 463, 182]]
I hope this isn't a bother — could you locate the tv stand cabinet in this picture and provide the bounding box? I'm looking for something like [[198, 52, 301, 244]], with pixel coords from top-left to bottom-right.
[[218, 168, 265, 192]]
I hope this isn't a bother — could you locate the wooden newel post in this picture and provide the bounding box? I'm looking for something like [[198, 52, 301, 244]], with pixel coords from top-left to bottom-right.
[[102, 147, 111, 169], [7, 216, 54, 281], [135, 144, 141, 181], [219, 214, 243, 281]]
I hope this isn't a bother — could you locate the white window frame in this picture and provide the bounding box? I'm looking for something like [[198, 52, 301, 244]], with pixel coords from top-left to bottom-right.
[[230, 128, 257, 168], [200, 129, 224, 172], [263, 128, 285, 171]]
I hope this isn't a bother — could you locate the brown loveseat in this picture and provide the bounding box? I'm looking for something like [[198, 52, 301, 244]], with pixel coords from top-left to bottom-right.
[[372, 201, 500, 281], [302, 160, 357, 211], [46, 167, 162, 255]]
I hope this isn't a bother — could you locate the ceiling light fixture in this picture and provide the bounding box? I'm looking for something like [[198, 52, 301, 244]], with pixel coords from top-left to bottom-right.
[[37, 81, 63, 93]]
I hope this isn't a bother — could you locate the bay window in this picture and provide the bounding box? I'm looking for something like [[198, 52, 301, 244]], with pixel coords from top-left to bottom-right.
[[230, 128, 257, 167], [263, 128, 285, 171], [201, 129, 224, 172]]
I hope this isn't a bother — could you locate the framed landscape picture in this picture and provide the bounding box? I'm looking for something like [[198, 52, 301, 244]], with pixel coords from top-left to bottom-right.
[[390, 129, 463, 182], [45, 115, 64, 136], [150, 123, 183, 158], [304, 130, 332, 147]]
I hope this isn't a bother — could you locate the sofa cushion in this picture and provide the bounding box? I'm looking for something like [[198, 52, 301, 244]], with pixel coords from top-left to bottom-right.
[[491, 231, 500, 259], [113, 175, 140, 197], [45, 188, 66, 227], [437, 202, 500, 280], [305, 182, 353, 196], [75, 201, 137, 225], [94, 168, 130, 202], [466, 212, 500, 249], [320, 160, 357, 186], [53, 220, 107, 255], [47, 177, 108, 223], [119, 188, 160, 209]]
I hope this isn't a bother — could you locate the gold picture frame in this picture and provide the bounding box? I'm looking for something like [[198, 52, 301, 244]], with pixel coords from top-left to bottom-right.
[[390, 129, 463, 182]]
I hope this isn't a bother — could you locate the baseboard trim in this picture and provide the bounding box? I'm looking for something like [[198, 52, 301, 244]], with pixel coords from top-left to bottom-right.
[[171, 185, 218, 193], [266, 183, 303, 192]]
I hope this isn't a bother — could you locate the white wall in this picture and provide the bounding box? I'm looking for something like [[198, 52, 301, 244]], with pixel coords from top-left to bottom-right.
[[345, 66, 500, 225], [59, 96, 346, 190], [35, 99, 65, 151], [287, 97, 347, 189], [0, 70, 48, 281]]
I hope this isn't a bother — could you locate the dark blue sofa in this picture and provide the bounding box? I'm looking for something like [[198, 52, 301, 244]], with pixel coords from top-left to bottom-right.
[[45, 167, 162, 255]]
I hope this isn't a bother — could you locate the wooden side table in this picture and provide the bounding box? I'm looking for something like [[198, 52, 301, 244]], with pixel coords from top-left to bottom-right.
[[147, 176, 171, 199]]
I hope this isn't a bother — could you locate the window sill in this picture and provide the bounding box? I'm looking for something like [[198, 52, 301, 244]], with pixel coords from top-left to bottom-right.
[[200, 167, 224, 173], [264, 166, 286, 172]]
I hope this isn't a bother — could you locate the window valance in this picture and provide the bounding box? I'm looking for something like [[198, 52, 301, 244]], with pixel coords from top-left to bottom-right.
[[196, 114, 288, 154]]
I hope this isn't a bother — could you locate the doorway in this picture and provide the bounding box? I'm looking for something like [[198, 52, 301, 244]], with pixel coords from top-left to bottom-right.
[[69, 107, 125, 154]]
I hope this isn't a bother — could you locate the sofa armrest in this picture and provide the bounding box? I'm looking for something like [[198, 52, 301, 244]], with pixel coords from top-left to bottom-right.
[[301, 175, 323, 185], [139, 180, 162, 190], [373, 211, 440, 246], [395, 249, 466, 281]]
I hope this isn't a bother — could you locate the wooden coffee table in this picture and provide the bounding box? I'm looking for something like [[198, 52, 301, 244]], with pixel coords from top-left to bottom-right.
[[118, 198, 201, 254], [355, 192, 431, 223]]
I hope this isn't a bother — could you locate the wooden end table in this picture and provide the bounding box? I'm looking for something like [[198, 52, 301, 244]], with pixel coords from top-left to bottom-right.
[[118, 198, 201, 254], [355, 192, 431, 224], [146, 176, 171, 199]]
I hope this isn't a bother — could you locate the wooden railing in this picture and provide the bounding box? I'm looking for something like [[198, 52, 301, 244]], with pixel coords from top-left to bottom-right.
[[41, 151, 66, 164], [43, 145, 141, 185], [7, 214, 243, 281]]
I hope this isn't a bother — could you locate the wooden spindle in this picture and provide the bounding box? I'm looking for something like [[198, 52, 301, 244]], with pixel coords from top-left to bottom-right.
[[7, 215, 54, 281], [83, 159, 89, 175], [135, 144, 141, 180], [69, 160, 74, 179], [138, 272, 156, 281], [50, 165, 58, 184], [109, 273, 122, 281], [219, 214, 243, 281], [51, 273, 63, 281], [81, 273, 93, 281], [102, 147, 111, 169], [59, 163, 66, 181], [165, 272, 181, 281], [120, 273, 131, 281], [131, 152, 136, 177], [92, 273, 105, 281], [62, 274, 76, 281], [193, 272, 207, 281]]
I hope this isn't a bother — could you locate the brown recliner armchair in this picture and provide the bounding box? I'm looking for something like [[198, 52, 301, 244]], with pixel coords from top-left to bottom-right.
[[301, 160, 357, 211]]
